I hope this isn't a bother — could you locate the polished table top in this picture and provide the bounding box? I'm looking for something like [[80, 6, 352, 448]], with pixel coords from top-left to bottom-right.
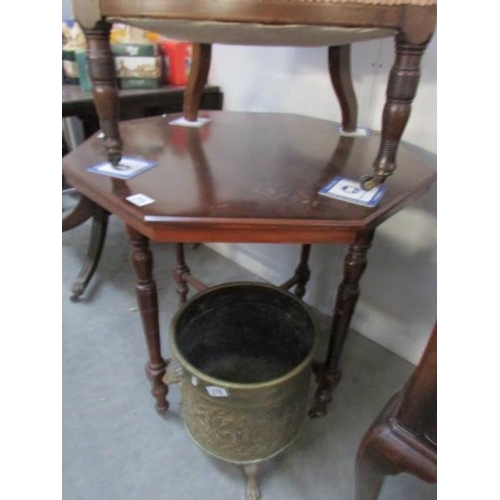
[[62, 111, 436, 244]]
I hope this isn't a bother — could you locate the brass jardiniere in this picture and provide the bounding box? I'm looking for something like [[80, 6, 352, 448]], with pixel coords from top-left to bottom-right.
[[168, 282, 318, 499]]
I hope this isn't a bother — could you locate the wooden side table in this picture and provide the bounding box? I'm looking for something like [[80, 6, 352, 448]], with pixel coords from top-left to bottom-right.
[[63, 111, 436, 417], [65, 0, 436, 417]]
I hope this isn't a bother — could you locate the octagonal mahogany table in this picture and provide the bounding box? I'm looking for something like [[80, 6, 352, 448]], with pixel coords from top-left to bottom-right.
[[63, 110, 436, 417]]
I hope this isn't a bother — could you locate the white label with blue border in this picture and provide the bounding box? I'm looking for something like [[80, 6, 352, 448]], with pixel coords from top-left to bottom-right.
[[88, 156, 158, 180], [319, 176, 387, 208]]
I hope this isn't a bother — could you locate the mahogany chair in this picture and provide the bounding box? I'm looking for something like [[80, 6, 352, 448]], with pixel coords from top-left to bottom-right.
[[72, 0, 436, 188], [65, 0, 437, 416], [355, 325, 437, 500]]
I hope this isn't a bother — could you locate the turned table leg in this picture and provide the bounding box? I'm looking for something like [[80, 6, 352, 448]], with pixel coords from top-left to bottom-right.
[[293, 244, 312, 299], [310, 229, 375, 418], [362, 34, 429, 189], [280, 245, 312, 297], [173, 243, 190, 304], [126, 226, 169, 414]]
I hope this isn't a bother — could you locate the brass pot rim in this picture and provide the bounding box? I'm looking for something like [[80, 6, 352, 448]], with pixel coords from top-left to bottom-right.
[[168, 281, 319, 391]]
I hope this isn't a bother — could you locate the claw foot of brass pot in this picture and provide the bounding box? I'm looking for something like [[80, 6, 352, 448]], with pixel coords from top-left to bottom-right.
[[244, 463, 261, 500]]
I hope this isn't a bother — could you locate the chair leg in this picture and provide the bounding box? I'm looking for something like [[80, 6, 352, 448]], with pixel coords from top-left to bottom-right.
[[354, 395, 405, 500], [184, 43, 212, 121], [328, 45, 358, 132], [355, 388, 437, 500], [70, 208, 109, 302], [173, 243, 190, 304], [355, 416, 437, 500], [361, 34, 429, 189], [84, 21, 122, 165], [309, 230, 375, 417], [355, 460, 385, 500], [355, 435, 389, 500]]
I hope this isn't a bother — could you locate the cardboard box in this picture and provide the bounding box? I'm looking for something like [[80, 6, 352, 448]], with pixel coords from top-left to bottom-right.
[[112, 43, 163, 89], [114, 56, 162, 79]]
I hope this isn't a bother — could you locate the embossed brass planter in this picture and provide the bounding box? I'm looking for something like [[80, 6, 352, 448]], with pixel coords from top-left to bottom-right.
[[168, 282, 317, 499]]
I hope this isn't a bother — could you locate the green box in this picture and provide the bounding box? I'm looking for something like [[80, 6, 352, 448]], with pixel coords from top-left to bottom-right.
[[119, 77, 162, 90], [111, 43, 159, 57]]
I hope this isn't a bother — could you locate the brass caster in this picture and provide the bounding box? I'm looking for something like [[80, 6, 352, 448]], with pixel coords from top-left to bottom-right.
[[360, 173, 390, 191], [359, 175, 381, 191], [106, 141, 122, 167]]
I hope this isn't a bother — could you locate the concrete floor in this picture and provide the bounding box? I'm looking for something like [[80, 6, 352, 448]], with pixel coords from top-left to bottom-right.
[[62, 212, 436, 500]]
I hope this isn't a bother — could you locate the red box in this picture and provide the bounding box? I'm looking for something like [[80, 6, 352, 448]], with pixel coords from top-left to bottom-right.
[[159, 40, 192, 85]]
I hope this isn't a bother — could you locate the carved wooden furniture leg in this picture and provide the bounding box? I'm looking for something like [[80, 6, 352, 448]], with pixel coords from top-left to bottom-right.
[[126, 226, 169, 414], [173, 243, 190, 303], [294, 244, 312, 299], [355, 326, 437, 500], [183, 43, 212, 121], [171, 45, 213, 304], [172, 43, 214, 295], [328, 45, 358, 132], [355, 408, 436, 500], [279, 245, 311, 298], [243, 463, 261, 500], [84, 21, 122, 165], [171, 243, 208, 303], [310, 229, 375, 418], [62, 194, 95, 232], [70, 207, 109, 302], [362, 34, 429, 189], [355, 434, 395, 500]]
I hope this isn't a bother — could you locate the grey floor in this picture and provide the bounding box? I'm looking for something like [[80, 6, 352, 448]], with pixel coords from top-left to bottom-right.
[[62, 211, 436, 500]]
